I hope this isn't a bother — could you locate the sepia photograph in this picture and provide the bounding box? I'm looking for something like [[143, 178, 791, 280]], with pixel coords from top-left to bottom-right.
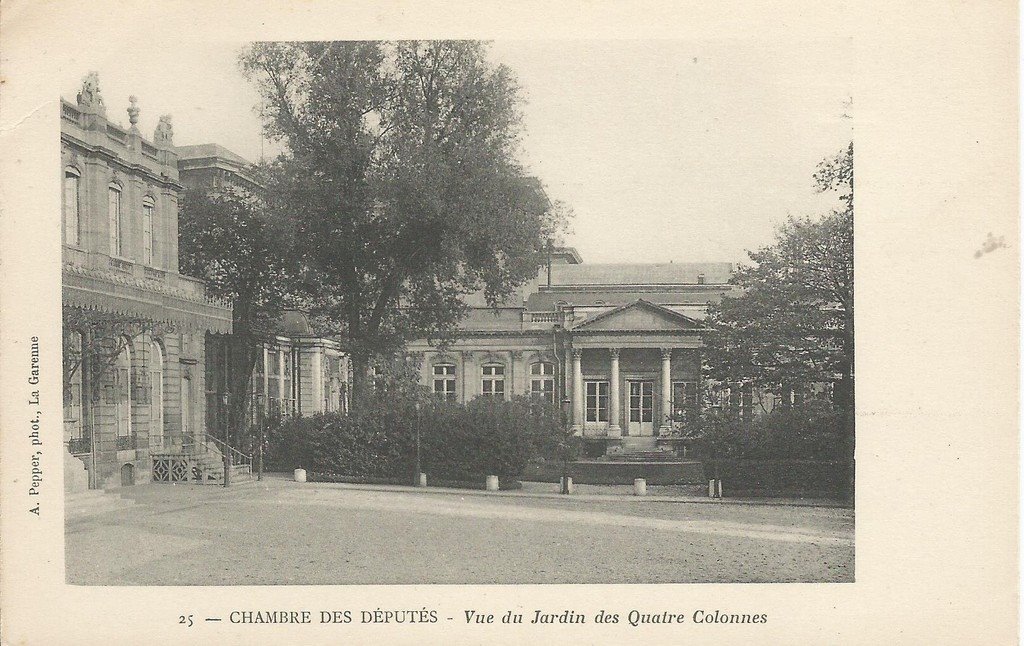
[[60, 38, 855, 586], [1, 0, 1019, 643]]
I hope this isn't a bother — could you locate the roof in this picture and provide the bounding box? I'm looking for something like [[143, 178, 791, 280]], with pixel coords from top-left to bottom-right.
[[175, 143, 253, 167], [570, 299, 705, 332], [549, 262, 733, 286], [273, 309, 314, 336], [525, 287, 731, 311]]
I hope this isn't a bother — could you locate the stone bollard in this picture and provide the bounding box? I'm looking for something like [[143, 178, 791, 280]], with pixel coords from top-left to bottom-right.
[[417, 472, 427, 488], [708, 479, 723, 498], [294, 468, 307, 483], [560, 476, 574, 494], [633, 478, 647, 496], [485, 475, 499, 492]]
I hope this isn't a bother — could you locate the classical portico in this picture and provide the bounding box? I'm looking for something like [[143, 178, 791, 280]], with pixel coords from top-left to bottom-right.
[[564, 300, 705, 449]]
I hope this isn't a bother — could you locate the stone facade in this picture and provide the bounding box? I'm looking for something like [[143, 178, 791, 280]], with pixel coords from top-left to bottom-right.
[[406, 250, 741, 454], [61, 74, 232, 491]]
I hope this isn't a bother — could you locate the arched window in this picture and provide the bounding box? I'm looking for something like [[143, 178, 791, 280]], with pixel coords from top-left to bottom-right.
[[108, 183, 123, 257], [142, 196, 155, 266], [64, 330, 87, 453], [64, 168, 81, 247], [114, 339, 133, 449], [481, 364, 505, 399], [530, 362, 555, 403], [150, 341, 164, 448], [433, 363, 457, 401]]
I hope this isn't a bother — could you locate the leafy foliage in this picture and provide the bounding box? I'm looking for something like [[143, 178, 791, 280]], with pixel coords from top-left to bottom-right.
[[238, 41, 571, 401], [703, 143, 854, 406], [178, 184, 294, 439], [178, 185, 293, 338], [693, 402, 845, 461], [265, 395, 564, 480]]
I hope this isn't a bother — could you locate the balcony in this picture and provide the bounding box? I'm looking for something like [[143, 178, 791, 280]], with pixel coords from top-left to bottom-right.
[[67, 436, 92, 455], [522, 310, 563, 330], [61, 102, 82, 125]]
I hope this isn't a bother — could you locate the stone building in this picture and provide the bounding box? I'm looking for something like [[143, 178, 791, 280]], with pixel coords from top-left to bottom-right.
[[61, 74, 232, 491], [406, 249, 744, 455]]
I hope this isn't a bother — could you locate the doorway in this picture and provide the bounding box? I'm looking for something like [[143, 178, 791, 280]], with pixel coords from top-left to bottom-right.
[[628, 380, 654, 436]]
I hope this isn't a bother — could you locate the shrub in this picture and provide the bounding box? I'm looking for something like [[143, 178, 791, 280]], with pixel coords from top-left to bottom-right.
[[694, 401, 847, 461], [265, 395, 564, 481]]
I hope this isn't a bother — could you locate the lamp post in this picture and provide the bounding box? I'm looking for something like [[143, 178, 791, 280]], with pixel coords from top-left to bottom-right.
[[414, 399, 422, 486], [560, 397, 572, 494]]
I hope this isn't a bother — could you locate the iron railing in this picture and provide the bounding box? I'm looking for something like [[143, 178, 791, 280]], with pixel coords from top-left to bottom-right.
[[67, 436, 91, 455]]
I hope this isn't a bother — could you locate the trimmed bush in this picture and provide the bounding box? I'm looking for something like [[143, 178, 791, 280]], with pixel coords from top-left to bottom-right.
[[265, 395, 564, 481], [692, 402, 854, 498], [694, 402, 849, 462]]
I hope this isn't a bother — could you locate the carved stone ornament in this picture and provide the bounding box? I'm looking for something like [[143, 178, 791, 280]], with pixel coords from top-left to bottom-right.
[[154, 114, 174, 146], [127, 96, 140, 130], [77, 71, 106, 115]]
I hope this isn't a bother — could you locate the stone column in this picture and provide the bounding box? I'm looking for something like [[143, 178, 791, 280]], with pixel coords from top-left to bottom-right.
[[608, 348, 621, 437], [310, 345, 324, 413], [572, 348, 584, 432], [660, 348, 673, 434]]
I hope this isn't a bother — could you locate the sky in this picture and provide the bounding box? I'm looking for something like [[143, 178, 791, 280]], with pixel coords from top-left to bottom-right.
[[60, 39, 852, 265]]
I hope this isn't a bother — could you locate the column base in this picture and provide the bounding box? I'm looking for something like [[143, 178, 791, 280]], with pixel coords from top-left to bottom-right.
[[607, 426, 622, 438]]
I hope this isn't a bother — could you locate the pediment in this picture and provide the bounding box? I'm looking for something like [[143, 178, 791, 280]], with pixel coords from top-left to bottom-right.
[[572, 300, 702, 332]]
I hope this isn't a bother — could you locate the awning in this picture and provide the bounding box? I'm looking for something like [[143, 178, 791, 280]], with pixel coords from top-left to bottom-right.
[[63, 266, 232, 334]]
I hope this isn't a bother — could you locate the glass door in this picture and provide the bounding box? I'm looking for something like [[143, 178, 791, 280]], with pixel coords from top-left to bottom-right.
[[628, 380, 654, 436]]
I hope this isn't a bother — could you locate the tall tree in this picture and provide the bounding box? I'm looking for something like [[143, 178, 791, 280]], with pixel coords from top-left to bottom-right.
[[704, 142, 854, 413], [240, 41, 567, 405], [178, 184, 293, 441]]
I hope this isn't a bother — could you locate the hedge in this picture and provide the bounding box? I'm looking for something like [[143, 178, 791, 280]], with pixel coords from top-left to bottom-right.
[[265, 396, 565, 481]]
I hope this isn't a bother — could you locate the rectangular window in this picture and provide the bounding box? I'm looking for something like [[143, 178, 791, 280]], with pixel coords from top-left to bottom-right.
[[726, 382, 754, 419], [585, 380, 609, 423], [433, 364, 457, 401], [482, 365, 505, 399], [142, 203, 154, 266], [64, 174, 80, 246], [671, 381, 698, 422], [530, 362, 555, 403], [283, 349, 296, 416], [267, 349, 281, 416], [108, 187, 122, 257]]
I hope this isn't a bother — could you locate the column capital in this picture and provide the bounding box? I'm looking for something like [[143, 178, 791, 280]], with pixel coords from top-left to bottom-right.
[[572, 348, 583, 359], [609, 347, 620, 358], [660, 347, 673, 360]]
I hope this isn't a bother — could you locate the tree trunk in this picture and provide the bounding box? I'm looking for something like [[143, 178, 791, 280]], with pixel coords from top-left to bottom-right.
[[349, 350, 371, 412], [226, 300, 260, 455]]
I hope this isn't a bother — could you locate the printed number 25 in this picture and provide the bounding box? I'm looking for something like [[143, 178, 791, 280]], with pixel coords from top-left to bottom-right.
[[179, 615, 194, 627]]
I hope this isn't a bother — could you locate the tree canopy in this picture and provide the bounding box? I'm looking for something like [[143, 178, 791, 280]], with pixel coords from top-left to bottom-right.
[[239, 40, 569, 401], [703, 143, 854, 409]]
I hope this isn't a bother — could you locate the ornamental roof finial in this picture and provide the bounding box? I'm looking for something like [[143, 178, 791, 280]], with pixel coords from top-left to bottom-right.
[[127, 96, 140, 131]]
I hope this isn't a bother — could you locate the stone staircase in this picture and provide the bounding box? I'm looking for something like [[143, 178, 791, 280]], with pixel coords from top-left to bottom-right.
[[151, 433, 252, 485], [66, 489, 135, 521]]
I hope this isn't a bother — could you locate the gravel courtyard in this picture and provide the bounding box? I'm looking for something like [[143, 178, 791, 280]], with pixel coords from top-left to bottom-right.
[[66, 478, 854, 585]]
